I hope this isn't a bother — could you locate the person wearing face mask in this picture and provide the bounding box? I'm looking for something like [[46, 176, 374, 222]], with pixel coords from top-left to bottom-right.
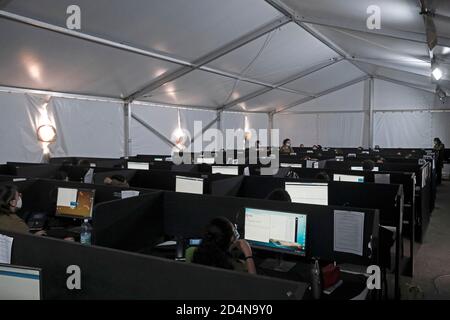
[[0, 184, 29, 233], [280, 138, 294, 155], [192, 217, 256, 274]]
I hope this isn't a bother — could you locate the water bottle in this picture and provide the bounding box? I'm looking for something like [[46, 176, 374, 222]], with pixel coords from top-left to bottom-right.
[[80, 219, 92, 245], [311, 258, 322, 299]]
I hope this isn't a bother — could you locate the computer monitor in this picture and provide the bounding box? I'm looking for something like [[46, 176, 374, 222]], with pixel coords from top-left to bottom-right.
[[127, 161, 149, 170], [351, 166, 379, 172], [0, 264, 41, 300], [197, 157, 215, 164], [211, 166, 239, 176], [333, 174, 365, 183], [285, 182, 328, 206], [280, 163, 302, 168], [175, 176, 204, 194], [244, 208, 307, 257], [56, 187, 95, 219]]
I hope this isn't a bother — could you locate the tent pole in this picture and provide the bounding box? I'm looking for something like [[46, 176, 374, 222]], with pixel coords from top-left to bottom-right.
[[369, 77, 375, 149], [268, 112, 274, 147], [124, 102, 132, 158]]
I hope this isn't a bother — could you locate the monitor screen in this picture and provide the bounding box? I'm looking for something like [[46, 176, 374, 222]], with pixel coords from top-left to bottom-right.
[[175, 176, 204, 194], [127, 162, 149, 170], [333, 174, 364, 183], [244, 208, 307, 257], [280, 163, 302, 168], [211, 166, 239, 176], [56, 187, 95, 219], [351, 166, 379, 172], [0, 264, 41, 300], [285, 182, 328, 205], [197, 157, 215, 164]]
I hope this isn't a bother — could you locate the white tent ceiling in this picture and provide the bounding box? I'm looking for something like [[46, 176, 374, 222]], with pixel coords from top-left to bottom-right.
[[0, 0, 449, 113]]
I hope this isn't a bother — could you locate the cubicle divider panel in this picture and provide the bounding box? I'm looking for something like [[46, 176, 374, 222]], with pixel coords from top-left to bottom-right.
[[49, 157, 125, 168], [210, 176, 244, 197], [18, 179, 153, 215], [93, 192, 165, 252], [13, 164, 61, 179], [237, 176, 286, 199], [328, 182, 403, 227], [2, 230, 304, 300], [163, 192, 379, 266], [93, 169, 137, 185]]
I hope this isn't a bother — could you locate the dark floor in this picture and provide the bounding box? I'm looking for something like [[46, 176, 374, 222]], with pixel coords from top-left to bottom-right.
[[402, 180, 450, 299]]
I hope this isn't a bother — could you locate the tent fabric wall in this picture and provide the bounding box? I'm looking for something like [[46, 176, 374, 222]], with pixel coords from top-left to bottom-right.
[[273, 80, 367, 147], [374, 111, 432, 148], [274, 112, 365, 147], [131, 103, 179, 156], [48, 97, 124, 158], [0, 91, 45, 164], [374, 79, 450, 111]]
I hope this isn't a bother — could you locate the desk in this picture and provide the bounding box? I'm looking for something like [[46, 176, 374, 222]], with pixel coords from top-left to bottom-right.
[[150, 245, 370, 300], [254, 258, 369, 300]]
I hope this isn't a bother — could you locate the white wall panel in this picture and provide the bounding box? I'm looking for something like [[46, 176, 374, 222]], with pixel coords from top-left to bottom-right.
[[373, 111, 432, 148], [0, 92, 44, 164], [48, 97, 124, 158], [374, 79, 450, 110]]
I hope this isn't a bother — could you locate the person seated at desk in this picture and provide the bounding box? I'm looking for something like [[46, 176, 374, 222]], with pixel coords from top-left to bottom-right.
[[104, 174, 130, 188], [192, 217, 256, 274], [280, 139, 294, 155], [78, 159, 94, 184], [362, 160, 375, 171], [315, 171, 330, 182], [0, 184, 28, 233], [265, 188, 291, 202]]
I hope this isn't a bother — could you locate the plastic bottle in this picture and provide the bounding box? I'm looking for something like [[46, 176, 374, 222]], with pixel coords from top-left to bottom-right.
[[311, 258, 322, 299], [80, 219, 92, 245]]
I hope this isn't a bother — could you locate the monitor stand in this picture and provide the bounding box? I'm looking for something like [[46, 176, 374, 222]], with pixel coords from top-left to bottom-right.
[[260, 254, 296, 273]]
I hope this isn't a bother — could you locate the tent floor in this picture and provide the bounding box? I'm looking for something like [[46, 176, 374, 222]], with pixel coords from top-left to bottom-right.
[[399, 180, 450, 299]]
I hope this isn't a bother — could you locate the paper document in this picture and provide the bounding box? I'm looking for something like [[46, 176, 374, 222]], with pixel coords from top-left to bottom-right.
[[334, 210, 365, 256], [121, 190, 140, 199], [374, 174, 390, 184], [0, 234, 14, 264]]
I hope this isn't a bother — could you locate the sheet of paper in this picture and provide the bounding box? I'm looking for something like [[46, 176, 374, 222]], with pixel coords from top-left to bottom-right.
[[121, 190, 140, 199], [334, 210, 365, 256], [0, 234, 14, 264], [13, 178, 27, 182], [374, 174, 390, 184], [56, 188, 78, 207]]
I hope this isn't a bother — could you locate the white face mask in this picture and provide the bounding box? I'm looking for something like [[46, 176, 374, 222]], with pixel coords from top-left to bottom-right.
[[15, 197, 22, 210]]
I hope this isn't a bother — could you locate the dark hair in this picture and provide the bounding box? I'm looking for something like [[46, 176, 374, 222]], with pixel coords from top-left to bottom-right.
[[315, 171, 330, 182], [265, 188, 292, 202], [111, 175, 126, 183], [0, 184, 18, 215], [434, 137, 441, 144], [54, 171, 68, 181], [193, 217, 235, 270], [283, 139, 291, 145], [362, 160, 375, 171], [77, 159, 91, 167]]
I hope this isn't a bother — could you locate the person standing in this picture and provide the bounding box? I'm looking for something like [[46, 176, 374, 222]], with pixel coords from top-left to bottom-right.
[[434, 138, 445, 185]]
